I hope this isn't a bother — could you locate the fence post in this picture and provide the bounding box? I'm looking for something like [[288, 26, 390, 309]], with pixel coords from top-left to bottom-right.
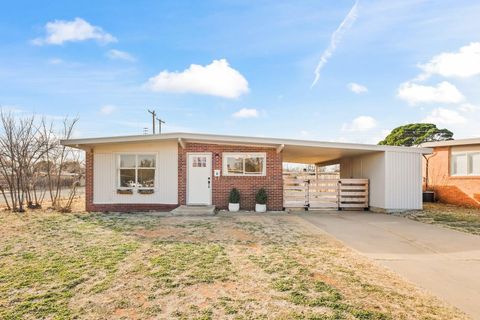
[[337, 180, 342, 211]]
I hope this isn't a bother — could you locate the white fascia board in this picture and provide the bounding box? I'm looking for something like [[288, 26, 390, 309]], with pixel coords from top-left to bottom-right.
[[61, 132, 432, 154]]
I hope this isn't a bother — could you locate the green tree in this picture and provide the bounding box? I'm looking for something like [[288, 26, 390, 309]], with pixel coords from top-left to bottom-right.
[[378, 123, 453, 146]]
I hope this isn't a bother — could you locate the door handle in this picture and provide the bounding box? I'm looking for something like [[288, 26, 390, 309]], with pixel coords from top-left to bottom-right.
[[208, 177, 211, 188]]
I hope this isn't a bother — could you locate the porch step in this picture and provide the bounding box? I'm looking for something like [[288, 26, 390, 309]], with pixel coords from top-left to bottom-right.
[[171, 205, 216, 216]]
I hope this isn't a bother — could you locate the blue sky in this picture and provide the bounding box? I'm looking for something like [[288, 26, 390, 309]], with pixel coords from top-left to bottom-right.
[[1, 0, 480, 143]]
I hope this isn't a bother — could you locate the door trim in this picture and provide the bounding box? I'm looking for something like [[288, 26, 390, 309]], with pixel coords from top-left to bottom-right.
[[186, 152, 212, 205]]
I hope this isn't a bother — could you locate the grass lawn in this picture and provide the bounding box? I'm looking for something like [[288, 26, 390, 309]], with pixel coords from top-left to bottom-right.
[[407, 203, 480, 235], [0, 210, 466, 319]]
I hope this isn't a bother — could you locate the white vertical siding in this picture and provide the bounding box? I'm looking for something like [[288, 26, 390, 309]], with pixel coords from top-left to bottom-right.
[[93, 140, 178, 204], [385, 151, 423, 210], [340, 151, 423, 211], [340, 152, 386, 209]]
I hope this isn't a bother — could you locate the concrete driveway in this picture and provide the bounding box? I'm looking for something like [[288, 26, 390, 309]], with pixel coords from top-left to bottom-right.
[[300, 211, 480, 319]]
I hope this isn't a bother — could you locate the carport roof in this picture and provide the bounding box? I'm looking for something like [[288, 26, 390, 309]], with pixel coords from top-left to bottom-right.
[[62, 132, 432, 164]]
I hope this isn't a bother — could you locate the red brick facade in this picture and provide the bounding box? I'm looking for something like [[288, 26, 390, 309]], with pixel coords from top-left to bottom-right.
[[85, 143, 284, 212], [425, 146, 480, 208], [178, 143, 284, 211]]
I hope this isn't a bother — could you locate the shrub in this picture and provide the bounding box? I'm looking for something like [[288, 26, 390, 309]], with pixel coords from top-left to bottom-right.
[[255, 188, 268, 205], [229, 188, 240, 204]]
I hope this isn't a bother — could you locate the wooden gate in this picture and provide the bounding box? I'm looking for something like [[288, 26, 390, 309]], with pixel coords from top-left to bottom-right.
[[283, 173, 369, 210]]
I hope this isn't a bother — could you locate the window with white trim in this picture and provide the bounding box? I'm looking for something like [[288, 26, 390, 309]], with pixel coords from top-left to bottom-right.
[[451, 151, 480, 176], [223, 153, 266, 176], [118, 154, 156, 189]]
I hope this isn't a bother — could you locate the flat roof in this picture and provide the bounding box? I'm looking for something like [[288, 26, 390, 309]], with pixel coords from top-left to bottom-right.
[[421, 138, 480, 148], [62, 132, 432, 164]]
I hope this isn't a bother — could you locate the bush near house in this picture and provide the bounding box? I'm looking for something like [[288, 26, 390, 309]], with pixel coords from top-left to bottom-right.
[[255, 188, 268, 204], [228, 188, 240, 203]]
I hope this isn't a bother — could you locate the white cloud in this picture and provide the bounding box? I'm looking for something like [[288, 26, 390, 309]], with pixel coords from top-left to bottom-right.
[[146, 59, 249, 98], [300, 130, 310, 137], [423, 108, 466, 125], [418, 42, 480, 79], [458, 103, 479, 113], [348, 82, 368, 94], [232, 108, 258, 119], [397, 81, 465, 105], [311, 0, 359, 87], [100, 105, 116, 115], [0, 105, 24, 114], [48, 58, 64, 65], [32, 18, 116, 45], [342, 116, 377, 132], [106, 49, 135, 62]]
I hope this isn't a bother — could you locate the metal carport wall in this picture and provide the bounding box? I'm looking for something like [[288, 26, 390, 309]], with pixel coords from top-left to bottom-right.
[[338, 150, 423, 212]]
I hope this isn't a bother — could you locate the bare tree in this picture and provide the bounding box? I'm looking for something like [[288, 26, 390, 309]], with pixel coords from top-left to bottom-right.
[[0, 110, 81, 212]]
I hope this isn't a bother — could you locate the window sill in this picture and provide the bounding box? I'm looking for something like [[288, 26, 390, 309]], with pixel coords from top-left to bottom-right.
[[117, 189, 133, 195], [138, 189, 155, 195]]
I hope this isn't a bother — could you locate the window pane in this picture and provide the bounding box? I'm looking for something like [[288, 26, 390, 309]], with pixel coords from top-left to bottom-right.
[[138, 169, 155, 188], [120, 169, 136, 187], [227, 156, 243, 174], [138, 155, 155, 167], [452, 154, 467, 175], [469, 153, 480, 175], [192, 156, 207, 168], [245, 156, 264, 174], [120, 155, 136, 168]]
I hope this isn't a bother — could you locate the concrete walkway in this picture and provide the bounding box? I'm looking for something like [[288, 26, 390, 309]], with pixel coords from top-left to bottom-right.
[[299, 211, 480, 319]]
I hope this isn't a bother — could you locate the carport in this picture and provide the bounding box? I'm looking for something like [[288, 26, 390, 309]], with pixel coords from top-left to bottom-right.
[[279, 140, 431, 212]]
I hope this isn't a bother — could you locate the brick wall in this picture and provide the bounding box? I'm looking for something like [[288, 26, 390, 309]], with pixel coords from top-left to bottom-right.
[[426, 146, 480, 208], [85, 149, 94, 211], [178, 143, 283, 210]]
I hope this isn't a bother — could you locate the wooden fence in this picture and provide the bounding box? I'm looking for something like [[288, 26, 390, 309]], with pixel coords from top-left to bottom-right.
[[283, 174, 368, 210]]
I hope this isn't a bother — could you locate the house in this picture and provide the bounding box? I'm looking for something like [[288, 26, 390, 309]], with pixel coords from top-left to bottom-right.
[[61, 132, 431, 212], [421, 138, 480, 208]]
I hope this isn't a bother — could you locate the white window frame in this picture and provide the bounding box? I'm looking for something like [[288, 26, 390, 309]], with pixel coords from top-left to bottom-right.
[[451, 151, 480, 176], [117, 153, 157, 190], [222, 152, 267, 176]]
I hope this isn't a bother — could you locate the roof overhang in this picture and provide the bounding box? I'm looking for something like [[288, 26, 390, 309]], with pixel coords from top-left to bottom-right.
[[62, 132, 432, 164], [421, 138, 480, 148]]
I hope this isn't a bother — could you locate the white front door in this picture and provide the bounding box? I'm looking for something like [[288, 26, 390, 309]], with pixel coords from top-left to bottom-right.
[[187, 153, 212, 205]]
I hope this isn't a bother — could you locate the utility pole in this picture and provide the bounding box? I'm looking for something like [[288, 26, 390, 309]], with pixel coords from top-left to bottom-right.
[[148, 110, 156, 134], [156, 117, 165, 134]]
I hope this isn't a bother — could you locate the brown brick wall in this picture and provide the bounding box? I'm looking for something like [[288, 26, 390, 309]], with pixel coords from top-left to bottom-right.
[[85, 149, 94, 211], [426, 146, 480, 208], [178, 143, 283, 210]]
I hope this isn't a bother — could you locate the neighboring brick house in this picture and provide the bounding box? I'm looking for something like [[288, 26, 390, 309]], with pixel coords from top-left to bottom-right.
[[422, 138, 480, 208], [62, 132, 429, 213]]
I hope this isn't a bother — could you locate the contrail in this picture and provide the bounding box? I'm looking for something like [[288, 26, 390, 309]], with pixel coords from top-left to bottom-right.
[[311, 0, 359, 87]]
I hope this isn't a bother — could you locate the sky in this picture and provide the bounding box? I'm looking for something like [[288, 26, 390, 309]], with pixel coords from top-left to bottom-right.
[[1, 0, 480, 143]]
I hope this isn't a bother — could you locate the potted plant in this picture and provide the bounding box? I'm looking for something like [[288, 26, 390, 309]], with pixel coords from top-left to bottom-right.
[[255, 188, 267, 212], [228, 188, 240, 212]]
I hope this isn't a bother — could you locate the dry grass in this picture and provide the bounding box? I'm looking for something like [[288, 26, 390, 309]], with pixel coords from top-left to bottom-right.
[[0, 208, 467, 319], [406, 203, 480, 235]]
